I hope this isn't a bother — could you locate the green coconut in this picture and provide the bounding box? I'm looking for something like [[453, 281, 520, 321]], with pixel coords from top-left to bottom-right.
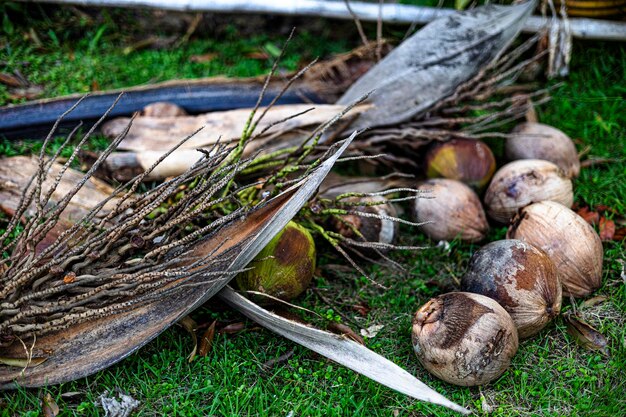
[[236, 221, 316, 301]]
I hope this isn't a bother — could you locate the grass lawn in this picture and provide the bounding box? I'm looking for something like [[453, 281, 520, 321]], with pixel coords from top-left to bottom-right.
[[1, 4, 625, 416]]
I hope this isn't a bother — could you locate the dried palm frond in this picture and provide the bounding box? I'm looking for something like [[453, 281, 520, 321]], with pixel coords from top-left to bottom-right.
[[0, 93, 359, 386], [348, 32, 556, 171]]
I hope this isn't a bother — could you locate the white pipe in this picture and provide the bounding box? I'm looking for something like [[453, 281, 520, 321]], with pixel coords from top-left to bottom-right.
[[19, 0, 626, 41]]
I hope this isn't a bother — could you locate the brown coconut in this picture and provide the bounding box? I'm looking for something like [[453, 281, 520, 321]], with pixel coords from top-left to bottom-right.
[[412, 292, 518, 386], [414, 179, 489, 242], [507, 122, 580, 178], [461, 239, 562, 338], [484, 159, 573, 224], [507, 201, 603, 298]]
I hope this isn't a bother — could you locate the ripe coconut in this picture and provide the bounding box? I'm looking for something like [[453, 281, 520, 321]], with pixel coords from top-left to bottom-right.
[[414, 179, 488, 242], [506, 122, 580, 178], [412, 292, 518, 386], [507, 201, 603, 298], [236, 221, 316, 301], [330, 196, 398, 256], [484, 159, 573, 224], [461, 239, 562, 338], [424, 138, 496, 191]]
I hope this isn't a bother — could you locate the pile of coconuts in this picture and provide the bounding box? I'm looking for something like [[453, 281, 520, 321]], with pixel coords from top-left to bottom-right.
[[412, 121, 604, 386], [234, 121, 604, 388]]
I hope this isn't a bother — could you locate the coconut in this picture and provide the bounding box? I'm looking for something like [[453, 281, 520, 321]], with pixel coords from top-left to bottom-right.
[[507, 201, 603, 298], [412, 292, 518, 386], [461, 239, 562, 338], [414, 179, 488, 242], [506, 122, 580, 178], [330, 196, 398, 256], [424, 138, 496, 191], [484, 159, 573, 224], [235, 221, 316, 301]]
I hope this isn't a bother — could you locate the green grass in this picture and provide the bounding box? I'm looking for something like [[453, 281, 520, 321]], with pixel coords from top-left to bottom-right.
[[1, 5, 625, 417]]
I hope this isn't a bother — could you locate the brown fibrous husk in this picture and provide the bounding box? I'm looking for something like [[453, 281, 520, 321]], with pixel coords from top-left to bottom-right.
[[462, 239, 562, 338], [507, 201, 603, 298], [412, 292, 518, 386]]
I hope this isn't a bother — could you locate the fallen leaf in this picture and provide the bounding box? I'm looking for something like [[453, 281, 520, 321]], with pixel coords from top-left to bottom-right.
[[177, 315, 198, 362], [60, 391, 83, 401], [328, 322, 365, 345], [595, 205, 618, 215], [189, 52, 218, 63], [352, 303, 370, 317], [360, 324, 384, 338], [613, 227, 626, 241], [219, 322, 246, 334], [563, 312, 609, 356], [0, 72, 25, 87], [42, 393, 59, 417], [337, 2, 535, 131], [581, 295, 607, 309], [0, 356, 47, 368], [576, 207, 600, 225], [198, 320, 216, 357], [245, 51, 269, 60], [599, 217, 616, 241]]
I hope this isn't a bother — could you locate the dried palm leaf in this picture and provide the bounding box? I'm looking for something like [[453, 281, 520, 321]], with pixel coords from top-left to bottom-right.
[[337, 1, 537, 131], [0, 117, 356, 387]]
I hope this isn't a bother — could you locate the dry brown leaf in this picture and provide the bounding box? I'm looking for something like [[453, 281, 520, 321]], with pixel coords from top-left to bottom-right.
[[178, 315, 198, 362], [596, 205, 618, 215], [42, 393, 59, 417], [352, 303, 371, 317], [613, 227, 626, 242], [581, 295, 607, 309], [219, 322, 246, 334], [576, 207, 600, 225], [245, 51, 270, 60], [198, 320, 216, 357], [189, 52, 218, 63], [599, 217, 616, 241], [0, 72, 25, 87], [564, 312, 609, 356]]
